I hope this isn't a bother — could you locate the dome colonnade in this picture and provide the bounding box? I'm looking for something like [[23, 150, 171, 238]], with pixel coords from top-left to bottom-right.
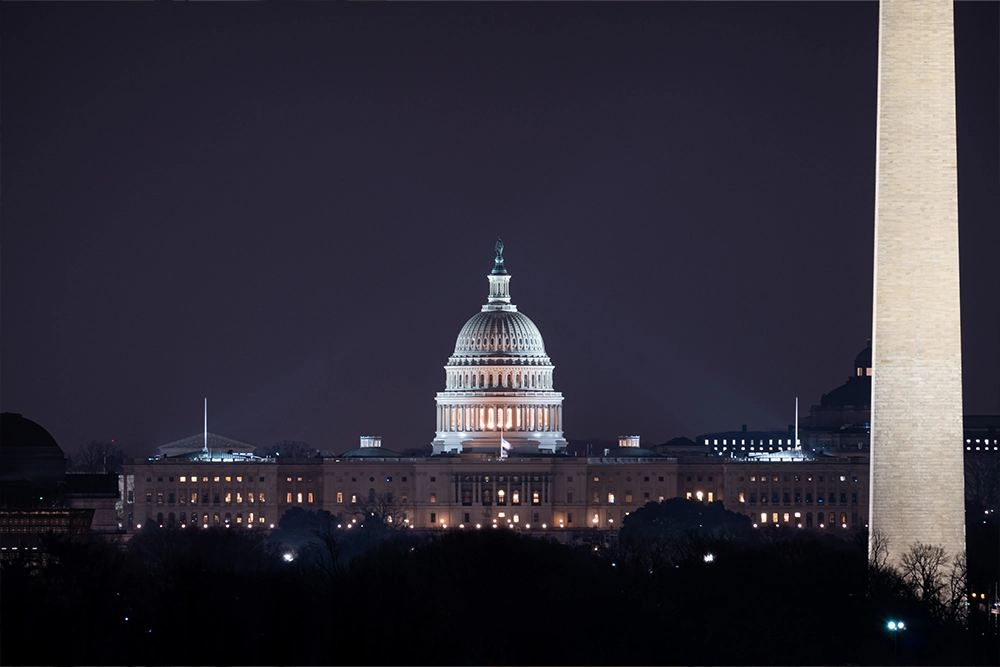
[[432, 240, 567, 454]]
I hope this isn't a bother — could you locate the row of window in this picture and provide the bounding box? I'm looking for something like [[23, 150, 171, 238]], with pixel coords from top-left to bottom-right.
[[148, 475, 266, 484], [148, 491, 267, 505], [592, 475, 665, 483], [758, 511, 850, 527], [737, 491, 859, 505], [147, 511, 267, 527], [739, 474, 859, 483]]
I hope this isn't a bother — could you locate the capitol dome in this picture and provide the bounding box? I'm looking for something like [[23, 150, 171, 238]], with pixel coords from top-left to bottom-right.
[[452, 310, 547, 358], [432, 240, 567, 455]]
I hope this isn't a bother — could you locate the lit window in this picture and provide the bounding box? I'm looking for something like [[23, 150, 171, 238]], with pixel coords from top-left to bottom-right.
[[772, 513, 779, 524], [259, 493, 265, 503], [157, 492, 164, 505], [259, 516, 264, 523], [336, 492, 343, 504], [593, 476, 600, 482], [512, 490, 520, 505], [308, 492, 314, 504], [214, 476, 220, 483], [297, 477, 303, 482], [236, 493, 242, 504], [191, 493, 197, 504], [249, 512, 254, 523], [236, 514, 243, 524], [430, 493, 437, 503], [236, 476, 243, 483], [286, 477, 292, 482], [532, 491, 540, 505], [783, 513, 790, 523], [296, 492, 303, 504], [760, 512, 768, 523], [202, 477, 208, 482], [179, 476, 186, 483], [658, 495, 664, 502], [695, 491, 704, 501], [286, 492, 293, 503], [225, 492, 232, 504], [739, 492, 745, 503], [225, 476, 232, 483], [607, 493, 615, 504], [351, 495, 357, 503], [686, 492, 692, 500], [248, 492, 254, 503], [708, 492, 714, 502], [625, 493, 633, 503]]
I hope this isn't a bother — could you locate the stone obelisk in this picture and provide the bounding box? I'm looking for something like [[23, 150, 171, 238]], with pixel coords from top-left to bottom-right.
[[870, 0, 965, 565]]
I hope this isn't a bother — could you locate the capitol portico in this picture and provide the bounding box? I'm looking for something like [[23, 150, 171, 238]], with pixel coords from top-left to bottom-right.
[[432, 240, 567, 455]]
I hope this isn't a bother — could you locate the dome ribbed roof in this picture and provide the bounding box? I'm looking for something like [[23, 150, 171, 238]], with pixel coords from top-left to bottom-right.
[[453, 310, 547, 357]]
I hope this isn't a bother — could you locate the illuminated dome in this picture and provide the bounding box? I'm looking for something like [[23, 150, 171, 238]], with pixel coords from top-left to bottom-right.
[[432, 240, 567, 455], [453, 311, 547, 358]]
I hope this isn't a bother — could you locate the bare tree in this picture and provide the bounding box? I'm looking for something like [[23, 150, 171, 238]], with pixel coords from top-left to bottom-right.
[[258, 440, 317, 459], [965, 454, 999, 510], [945, 551, 968, 624], [347, 491, 407, 529], [868, 528, 891, 574], [68, 440, 125, 473], [900, 542, 949, 608]]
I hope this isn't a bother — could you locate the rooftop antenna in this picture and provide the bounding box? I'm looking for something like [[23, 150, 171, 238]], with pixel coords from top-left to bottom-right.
[[795, 397, 800, 451], [203, 398, 209, 456]]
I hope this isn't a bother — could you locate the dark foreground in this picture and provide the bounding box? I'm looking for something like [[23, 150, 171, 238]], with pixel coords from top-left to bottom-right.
[[2, 500, 997, 665]]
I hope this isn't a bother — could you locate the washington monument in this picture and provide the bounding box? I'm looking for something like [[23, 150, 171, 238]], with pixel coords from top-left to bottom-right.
[[870, 0, 966, 565]]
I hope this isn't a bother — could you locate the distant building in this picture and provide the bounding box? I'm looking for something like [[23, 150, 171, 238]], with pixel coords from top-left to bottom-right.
[[122, 245, 877, 535], [0, 413, 122, 553]]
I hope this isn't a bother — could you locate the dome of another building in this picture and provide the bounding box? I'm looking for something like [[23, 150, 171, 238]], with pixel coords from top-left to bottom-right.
[[0, 413, 62, 452], [339, 447, 402, 458], [854, 340, 872, 371], [453, 310, 548, 358]]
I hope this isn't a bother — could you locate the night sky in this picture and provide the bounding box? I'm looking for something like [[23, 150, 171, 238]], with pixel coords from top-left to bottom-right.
[[2, 3, 997, 458]]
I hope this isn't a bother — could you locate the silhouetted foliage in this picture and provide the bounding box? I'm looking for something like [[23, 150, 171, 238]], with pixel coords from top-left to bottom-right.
[[2, 521, 996, 665], [67, 439, 125, 473], [257, 440, 318, 459]]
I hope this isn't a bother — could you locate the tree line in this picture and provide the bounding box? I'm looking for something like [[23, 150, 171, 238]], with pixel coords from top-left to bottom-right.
[[2, 497, 996, 665]]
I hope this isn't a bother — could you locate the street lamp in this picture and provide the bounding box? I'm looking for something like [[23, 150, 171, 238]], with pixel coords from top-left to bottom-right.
[[887, 620, 905, 665]]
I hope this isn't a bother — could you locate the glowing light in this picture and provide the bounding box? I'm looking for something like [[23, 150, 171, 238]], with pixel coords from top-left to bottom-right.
[[283, 553, 294, 562], [542, 523, 547, 529], [525, 524, 530, 529], [476, 523, 482, 529], [887, 621, 905, 631], [459, 524, 465, 529], [136, 524, 142, 529], [703, 553, 715, 563]]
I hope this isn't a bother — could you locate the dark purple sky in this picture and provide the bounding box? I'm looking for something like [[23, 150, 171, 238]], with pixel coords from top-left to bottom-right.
[[3, 3, 997, 457]]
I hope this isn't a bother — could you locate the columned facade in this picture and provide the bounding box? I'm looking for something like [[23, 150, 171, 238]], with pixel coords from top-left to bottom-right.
[[432, 241, 567, 454]]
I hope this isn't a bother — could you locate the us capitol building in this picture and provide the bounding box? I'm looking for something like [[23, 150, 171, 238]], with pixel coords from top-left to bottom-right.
[[120, 242, 875, 536]]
